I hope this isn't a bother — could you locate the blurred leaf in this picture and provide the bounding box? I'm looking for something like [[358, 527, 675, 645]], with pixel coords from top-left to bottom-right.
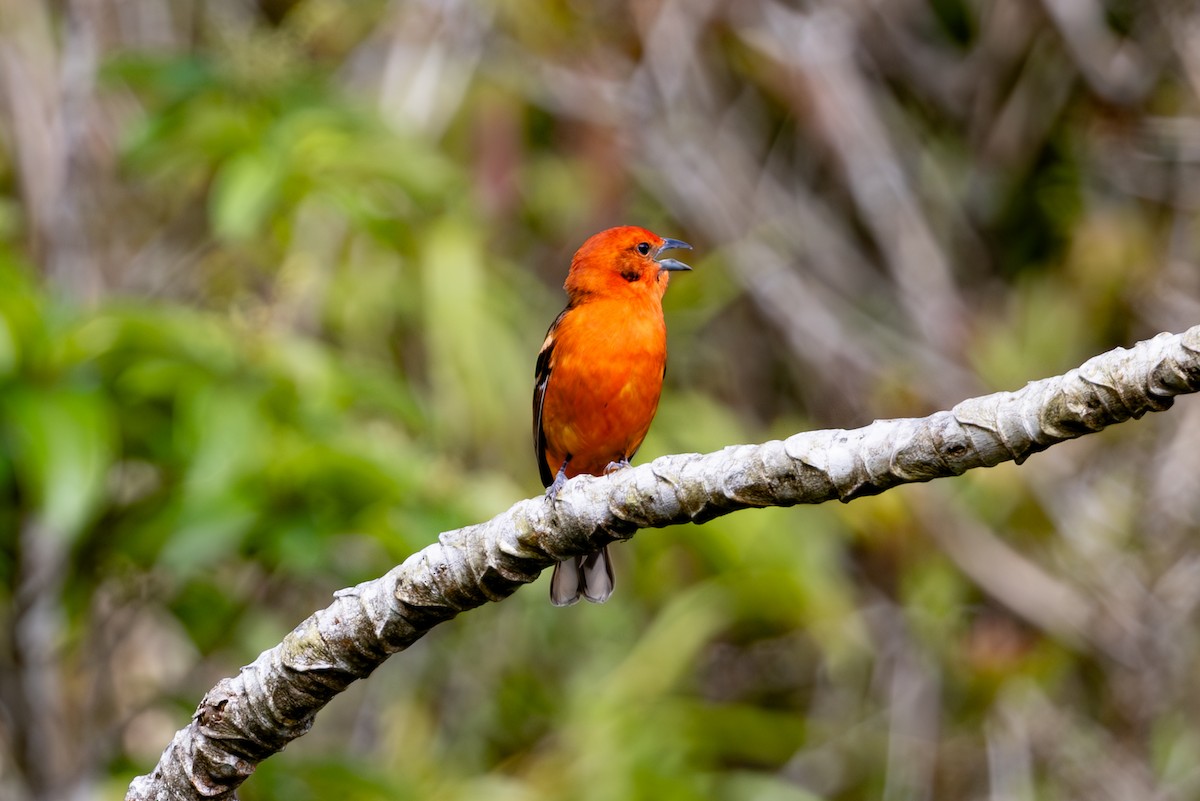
[[210, 149, 284, 242], [243, 755, 417, 801], [715, 772, 824, 801], [2, 386, 115, 541], [0, 312, 16, 377], [687, 704, 808, 768], [160, 494, 258, 573]]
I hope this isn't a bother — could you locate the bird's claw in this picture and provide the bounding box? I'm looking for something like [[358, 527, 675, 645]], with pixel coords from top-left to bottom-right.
[[603, 459, 632, 475], [545, 467, 568, 503]]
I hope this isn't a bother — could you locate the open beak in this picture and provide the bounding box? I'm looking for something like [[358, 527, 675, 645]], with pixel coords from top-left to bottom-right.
[[655, 238, 693, 272]]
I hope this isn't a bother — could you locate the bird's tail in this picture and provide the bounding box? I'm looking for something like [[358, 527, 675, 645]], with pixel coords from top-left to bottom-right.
[[549, 545, 614, 606]]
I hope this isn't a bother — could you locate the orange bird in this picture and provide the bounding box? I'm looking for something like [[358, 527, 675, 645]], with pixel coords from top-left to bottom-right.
[[533, 225, 692, 606]]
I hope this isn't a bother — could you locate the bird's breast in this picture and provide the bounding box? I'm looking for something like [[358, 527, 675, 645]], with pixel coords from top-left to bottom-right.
[[540, 295, 669, 476]]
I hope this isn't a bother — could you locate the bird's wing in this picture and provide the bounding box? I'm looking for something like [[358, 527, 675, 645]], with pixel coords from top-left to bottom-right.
[[533, 310, 567, 488]]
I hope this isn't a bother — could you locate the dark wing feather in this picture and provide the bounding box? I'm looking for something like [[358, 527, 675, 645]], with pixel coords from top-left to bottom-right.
[[533, 310, 567, 488]]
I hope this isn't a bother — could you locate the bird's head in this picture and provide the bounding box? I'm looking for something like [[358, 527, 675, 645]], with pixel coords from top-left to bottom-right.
[[564, 226, 692, 301]]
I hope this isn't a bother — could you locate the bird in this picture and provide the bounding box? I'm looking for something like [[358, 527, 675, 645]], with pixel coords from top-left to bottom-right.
[[533, 225, 692, 606]]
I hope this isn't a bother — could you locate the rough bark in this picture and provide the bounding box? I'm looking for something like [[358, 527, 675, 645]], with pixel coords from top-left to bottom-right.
[[127, 326, 1200, 801]]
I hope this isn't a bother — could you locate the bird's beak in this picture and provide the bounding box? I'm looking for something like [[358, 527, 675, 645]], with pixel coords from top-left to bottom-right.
[[655, 238, 693, 272]]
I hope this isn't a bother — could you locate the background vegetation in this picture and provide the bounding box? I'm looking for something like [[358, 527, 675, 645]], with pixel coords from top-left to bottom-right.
[[2, 0, 1200, 799]]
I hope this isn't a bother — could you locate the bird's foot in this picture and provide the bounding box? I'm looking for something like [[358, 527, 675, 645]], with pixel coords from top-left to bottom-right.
[[603, 458, 632, 475], [544, 466, 569, 503]]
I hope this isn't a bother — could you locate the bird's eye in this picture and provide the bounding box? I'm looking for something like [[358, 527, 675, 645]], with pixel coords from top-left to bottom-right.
[[636, 242, 651, 255]]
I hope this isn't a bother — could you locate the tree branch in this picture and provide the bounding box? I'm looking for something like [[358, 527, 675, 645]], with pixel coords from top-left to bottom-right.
[[126, 326, 1200, 801]]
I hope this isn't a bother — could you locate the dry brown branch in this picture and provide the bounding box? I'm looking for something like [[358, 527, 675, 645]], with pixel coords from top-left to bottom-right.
[[127, 326, 1200, 800]]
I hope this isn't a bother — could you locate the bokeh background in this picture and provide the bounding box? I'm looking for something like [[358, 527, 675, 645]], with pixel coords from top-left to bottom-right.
[[3, 1, 1200, 799]]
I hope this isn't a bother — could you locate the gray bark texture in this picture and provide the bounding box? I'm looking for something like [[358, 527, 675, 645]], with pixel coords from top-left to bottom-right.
[[127, 326, 1200, 801]]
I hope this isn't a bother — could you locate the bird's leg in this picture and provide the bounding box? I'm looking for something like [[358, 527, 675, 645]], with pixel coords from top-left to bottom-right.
[[545, 460, 570, 502], [603, 458, 632, 475]]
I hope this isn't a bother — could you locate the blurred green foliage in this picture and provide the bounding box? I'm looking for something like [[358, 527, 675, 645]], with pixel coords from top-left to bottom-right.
[[1, 1, 1199, 800]]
